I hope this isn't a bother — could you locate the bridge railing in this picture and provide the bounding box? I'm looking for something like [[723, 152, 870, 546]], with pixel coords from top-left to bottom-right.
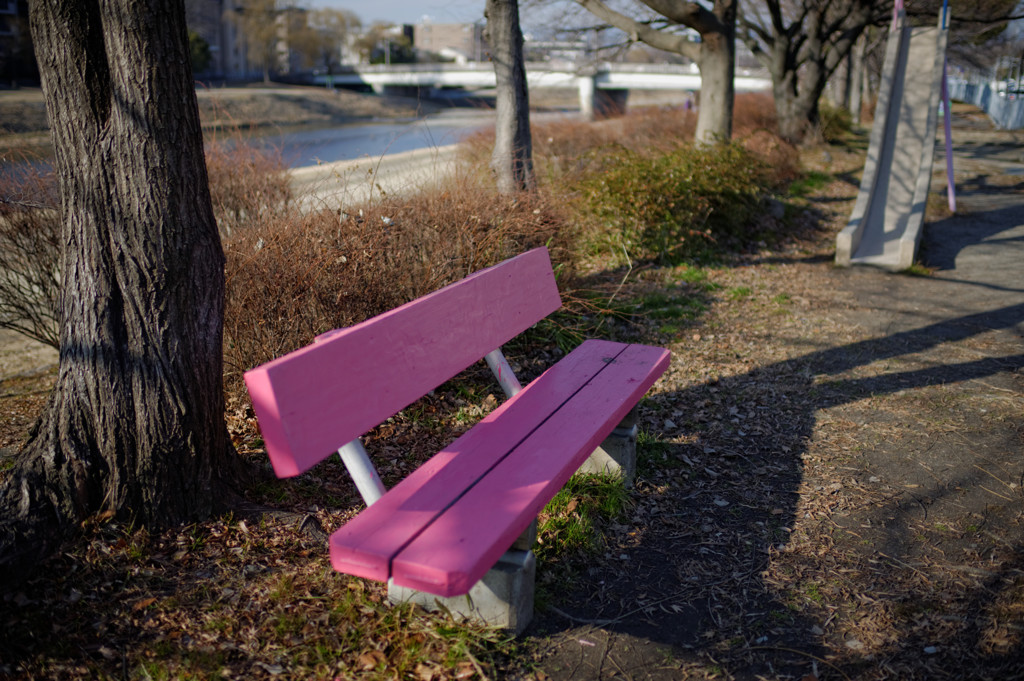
[[341, 62, 768, 78]]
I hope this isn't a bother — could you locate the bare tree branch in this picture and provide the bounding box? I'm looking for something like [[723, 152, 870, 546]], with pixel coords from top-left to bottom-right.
[[575, 0, 701, 60]]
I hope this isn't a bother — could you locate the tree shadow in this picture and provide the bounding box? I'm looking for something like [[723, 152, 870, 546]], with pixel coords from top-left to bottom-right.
[[922, 200, 1024, 274], [531, 299, 1024, 679]]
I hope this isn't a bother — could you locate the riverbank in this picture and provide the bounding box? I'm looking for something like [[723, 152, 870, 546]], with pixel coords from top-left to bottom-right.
[[289, 143, 462, 210], [0, 84, 441, 155]]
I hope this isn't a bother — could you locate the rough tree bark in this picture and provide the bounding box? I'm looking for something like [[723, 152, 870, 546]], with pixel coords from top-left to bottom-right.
[[0, 0, 243, 583], [575, 0, 737, 144], [485, 0, 535, 193]]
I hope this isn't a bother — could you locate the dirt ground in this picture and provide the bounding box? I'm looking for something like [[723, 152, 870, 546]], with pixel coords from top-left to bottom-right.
[[0, 103, 1021, 679], [521, 104, 1024, 679]]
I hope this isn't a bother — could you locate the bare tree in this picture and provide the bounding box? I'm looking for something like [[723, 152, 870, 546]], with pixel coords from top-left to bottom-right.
[[228, 0, 284, 82], [0, 0, 244, 583], [738, 0, 879, 143], [574, 0, 738, 144], [296, 8, 361, 76], [740, 0, 1024, 144], [485, 0, 536, 193], [912, 0, 1023, 72]]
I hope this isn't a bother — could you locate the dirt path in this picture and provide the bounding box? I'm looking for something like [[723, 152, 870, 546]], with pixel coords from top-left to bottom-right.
[[526, 105, 1024, 679]]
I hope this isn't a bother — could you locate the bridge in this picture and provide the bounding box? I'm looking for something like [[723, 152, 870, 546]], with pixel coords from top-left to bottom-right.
[[313, 63, 771, 118]]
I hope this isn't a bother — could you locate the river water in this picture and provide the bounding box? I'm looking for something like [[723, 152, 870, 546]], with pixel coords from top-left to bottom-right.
[[255, 109, 495, 169]]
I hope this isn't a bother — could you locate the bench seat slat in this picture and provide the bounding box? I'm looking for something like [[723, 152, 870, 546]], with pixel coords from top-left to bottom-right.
[[335, 342, 670, 596], [244, 247, 561, 478], [328, 339, 632, 583], [391, 343, 669, 595]]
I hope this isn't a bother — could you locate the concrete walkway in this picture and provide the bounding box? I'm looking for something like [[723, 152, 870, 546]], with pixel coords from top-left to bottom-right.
[[288, 143, 462, 211]]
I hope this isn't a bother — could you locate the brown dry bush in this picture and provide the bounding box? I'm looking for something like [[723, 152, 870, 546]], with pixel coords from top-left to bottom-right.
[[464, 95, 786, 189], [738, 129, 802, 187], [204, 139, 293, 236], [222, 171, 574, 394], [0, 158, 61, 348], [732, 92, 780, 136], [460, 106, 697, 188], [0, 142, 290, 348]]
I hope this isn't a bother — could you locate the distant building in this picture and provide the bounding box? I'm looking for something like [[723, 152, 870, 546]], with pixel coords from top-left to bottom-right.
[[0, 0, 35, 83], [414, 22, 487, 63], [274, 6, 308, 76], [185, 0, 256, 80]]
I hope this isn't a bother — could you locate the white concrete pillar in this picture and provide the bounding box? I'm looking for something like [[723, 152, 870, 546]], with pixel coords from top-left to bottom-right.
[[577, 74, 596, 121]]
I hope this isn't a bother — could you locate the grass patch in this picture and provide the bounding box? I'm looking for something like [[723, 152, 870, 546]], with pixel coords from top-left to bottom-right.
[[674, 265, 725, 292], [637, 290, 708, 321], [902, 261, 934, 277], [787, 170, 832, 198], [536, 473, 630, 566], [727, 286, 753, 300]]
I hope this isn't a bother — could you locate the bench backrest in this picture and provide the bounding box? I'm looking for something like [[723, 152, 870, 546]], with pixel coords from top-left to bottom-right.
[[244, 247, 562, 478]]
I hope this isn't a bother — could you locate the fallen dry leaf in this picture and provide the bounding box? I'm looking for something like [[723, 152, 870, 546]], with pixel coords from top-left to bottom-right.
[[357, 650, 387, 670]]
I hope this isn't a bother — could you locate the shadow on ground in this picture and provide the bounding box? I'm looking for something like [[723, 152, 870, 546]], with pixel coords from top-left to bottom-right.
[[528, 276, 1024, 679]]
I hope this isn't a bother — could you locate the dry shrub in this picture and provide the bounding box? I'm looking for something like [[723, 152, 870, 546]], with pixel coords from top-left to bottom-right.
[[614, 106, 697, 151], [738, 129, 801, 187], [0, 142, 290, 348], [461, 106, 698, 186], [0, 158, 61, 347], [222, 171, 573, 392], [204, 140, 292, 236], [733, 92, 779, 136], [462, 95, 777, 184]]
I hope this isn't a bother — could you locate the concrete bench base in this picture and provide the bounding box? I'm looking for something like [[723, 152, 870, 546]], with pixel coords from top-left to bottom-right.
[[388, 549, 536, 635], [579, 407, 638, 486], [386, 405, 640, 635]]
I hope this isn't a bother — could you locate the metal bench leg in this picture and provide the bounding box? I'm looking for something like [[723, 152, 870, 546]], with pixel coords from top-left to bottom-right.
[[387, 519, 538, 635], [578, 405, 639, 487]]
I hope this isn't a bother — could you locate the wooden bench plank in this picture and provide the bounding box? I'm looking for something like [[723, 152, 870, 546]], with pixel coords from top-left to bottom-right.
[[245, 247, 561, 478], [391, 343, 670, 596], [328, 339, 632, 583]]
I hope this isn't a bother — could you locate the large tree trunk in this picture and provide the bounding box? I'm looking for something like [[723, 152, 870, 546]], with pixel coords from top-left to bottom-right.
[[485, 0, 535, 194], [573, 1, 735, 144], [695, 0, 736, 145], [850, 33, 867, 124], [769, 51, 803, 143], [773, 55, 829, 144], [0, 0, 243, 583], [741, 0, 873, 145], [774, 76, 823, 144]]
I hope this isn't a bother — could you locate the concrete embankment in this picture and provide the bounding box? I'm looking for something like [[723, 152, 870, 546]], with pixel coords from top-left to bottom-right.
[[288, 143, 463, 210]]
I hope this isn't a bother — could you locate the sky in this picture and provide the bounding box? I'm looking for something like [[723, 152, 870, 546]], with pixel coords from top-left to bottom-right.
[[312, 0, 486, 26]]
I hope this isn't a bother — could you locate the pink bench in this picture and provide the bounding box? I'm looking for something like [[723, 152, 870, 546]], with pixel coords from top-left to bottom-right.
[[245, 247, 669, 628]]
